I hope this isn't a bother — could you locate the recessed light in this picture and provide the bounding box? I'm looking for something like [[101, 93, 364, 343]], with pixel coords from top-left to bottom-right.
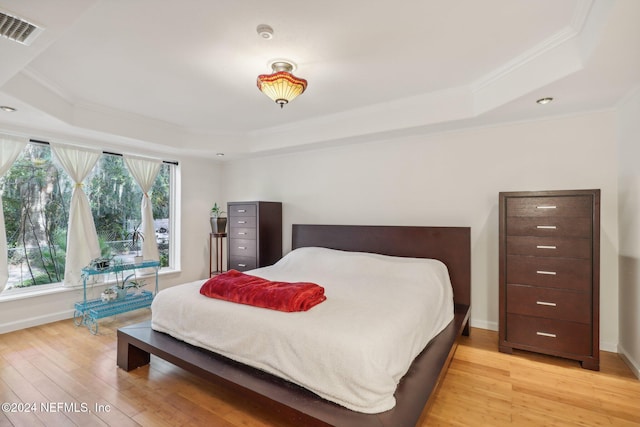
[[536, 97, 553, 105], [216, 153, 224, 157], [0, 105, 17, 112]]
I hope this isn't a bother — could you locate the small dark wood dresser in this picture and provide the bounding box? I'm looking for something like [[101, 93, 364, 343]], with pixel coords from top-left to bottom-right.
[[498, 189, 600, 370], [227, 201, 282, 272]]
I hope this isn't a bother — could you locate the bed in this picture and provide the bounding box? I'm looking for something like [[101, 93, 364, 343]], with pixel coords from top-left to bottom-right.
[[117, 224, 471, 427]]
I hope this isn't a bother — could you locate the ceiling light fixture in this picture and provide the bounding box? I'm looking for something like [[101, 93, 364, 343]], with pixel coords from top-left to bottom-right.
[[0, 106, 17, 112], [536, 97, 553, 105], [257, 61, 307, 108]]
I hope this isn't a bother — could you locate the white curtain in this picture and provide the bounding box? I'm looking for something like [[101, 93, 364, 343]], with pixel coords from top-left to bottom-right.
[[52, 143, 101, 287], [0, 135, 27, 292], [124, 155, 161, 262]]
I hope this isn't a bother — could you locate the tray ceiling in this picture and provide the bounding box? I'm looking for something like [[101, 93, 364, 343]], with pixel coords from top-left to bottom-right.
[[0, 0, 638, 159]]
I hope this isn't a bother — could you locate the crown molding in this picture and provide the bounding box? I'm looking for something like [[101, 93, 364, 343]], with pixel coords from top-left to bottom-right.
[[21, 66, 77, 105], [472, 0, 595, 95], [570, 0, 596, 33], [471, 26, 579, 95]]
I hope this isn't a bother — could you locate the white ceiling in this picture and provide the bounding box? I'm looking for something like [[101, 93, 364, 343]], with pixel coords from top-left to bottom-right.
[[0, 0, 638, 160]]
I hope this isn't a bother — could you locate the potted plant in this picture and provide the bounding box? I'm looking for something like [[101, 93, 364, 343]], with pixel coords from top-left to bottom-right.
[[210, 203, 227, 234], [93, 256, 112, 271], [109, 263, 129, 300], [124, 276, 147, 295], [94, 237, 113, 269], [128, 224, 145, 264]]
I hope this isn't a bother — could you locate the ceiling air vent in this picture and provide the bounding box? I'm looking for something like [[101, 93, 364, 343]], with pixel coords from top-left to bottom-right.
[[0, 11, 43, 46]]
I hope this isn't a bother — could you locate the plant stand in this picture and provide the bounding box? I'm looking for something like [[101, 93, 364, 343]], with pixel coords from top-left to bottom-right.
[[209, 232, 227, 277], [74, 260, 160, 335]]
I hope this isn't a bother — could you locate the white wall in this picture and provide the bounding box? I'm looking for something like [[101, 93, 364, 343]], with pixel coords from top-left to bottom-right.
[[1, 110, 624, 355], [223, 111, 620, 350], [0, 154, 223, 333], [617, 87, 640, 376]]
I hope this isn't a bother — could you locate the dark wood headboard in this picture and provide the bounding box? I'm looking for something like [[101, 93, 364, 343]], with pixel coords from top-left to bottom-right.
[[292, 224, 471, 307]]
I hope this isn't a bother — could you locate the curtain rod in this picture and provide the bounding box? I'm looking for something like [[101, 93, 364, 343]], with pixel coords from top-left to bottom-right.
[[29, 138, 179, 166]]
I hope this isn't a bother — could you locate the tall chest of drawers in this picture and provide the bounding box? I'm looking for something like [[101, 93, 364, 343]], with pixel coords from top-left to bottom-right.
[[227, 201, 282, 272], [498, 189, 600, 370]]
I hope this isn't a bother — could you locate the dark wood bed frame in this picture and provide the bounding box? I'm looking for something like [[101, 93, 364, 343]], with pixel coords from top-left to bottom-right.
[[117, 224, 471, 427]]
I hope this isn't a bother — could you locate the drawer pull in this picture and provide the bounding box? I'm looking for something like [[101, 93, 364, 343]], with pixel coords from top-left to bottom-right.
[[237, 263, 246, 267], [536, 301, 557, 307], [537, 205, 557, 209], [536, 225, 557, 229], [536, 270, 557, 275], [238, 220, 247, 224], [238, 246, 247, 250], [237, 209, 246, 213], [238, 232, 247, 235], [536, 245, 557, 249], [536, 331, 557, 338]]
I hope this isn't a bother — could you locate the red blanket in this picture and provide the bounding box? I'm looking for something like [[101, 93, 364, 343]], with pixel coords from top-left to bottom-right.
[[200, 270, 326, 312]]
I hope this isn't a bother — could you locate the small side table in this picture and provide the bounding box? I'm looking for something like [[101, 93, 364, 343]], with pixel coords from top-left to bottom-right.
[[210, 232, 227, 276]]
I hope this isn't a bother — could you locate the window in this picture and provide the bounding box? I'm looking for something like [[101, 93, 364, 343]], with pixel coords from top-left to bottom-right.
[[1, 142, 174, 291]]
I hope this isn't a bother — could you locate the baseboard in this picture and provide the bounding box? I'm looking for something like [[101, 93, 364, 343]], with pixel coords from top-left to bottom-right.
[[617, 344, 640, 379], [0, 309, 74, 334], [600, 340, 618, 353], [470, 318, 498, 331]]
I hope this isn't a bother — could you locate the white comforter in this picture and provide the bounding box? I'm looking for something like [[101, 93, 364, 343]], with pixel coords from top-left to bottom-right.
[[151, 247, 454, 413]]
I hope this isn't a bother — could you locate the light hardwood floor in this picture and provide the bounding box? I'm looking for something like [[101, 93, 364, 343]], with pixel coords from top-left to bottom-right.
[[1, 311, 639, 426]]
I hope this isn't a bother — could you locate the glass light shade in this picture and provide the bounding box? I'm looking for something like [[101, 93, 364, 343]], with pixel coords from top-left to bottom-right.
[[257, 71, 308, 108]]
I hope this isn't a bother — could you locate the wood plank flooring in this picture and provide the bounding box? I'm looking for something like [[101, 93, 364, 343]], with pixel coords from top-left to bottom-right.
[[1, 311, 638, 426]]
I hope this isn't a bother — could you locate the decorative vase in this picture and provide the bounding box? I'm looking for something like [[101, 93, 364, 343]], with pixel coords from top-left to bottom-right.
[[96, 259, 110, 270], [210, 217, 227, 234], [115, 287, 127, 301], [101, 290, 116, 302]]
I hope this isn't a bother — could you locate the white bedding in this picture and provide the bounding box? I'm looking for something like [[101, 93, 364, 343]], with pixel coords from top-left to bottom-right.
[[151, 246, 454, 413]]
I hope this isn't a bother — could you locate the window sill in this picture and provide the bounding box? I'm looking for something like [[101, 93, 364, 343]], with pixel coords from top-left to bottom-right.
[[0, 283, 69, 302], [0, 267, 181, 303]]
